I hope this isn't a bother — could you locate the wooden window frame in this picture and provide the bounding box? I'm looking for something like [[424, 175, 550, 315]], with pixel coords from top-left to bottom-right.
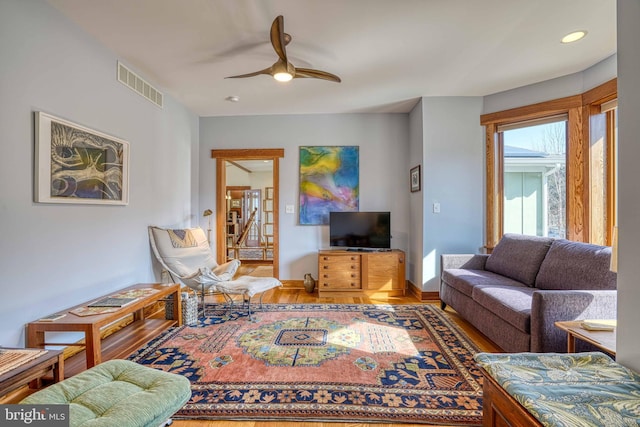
[[481, 79, 617, 250]]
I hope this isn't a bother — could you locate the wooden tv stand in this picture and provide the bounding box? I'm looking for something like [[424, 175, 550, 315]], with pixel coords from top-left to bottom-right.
[[317, 249, 406, 297]]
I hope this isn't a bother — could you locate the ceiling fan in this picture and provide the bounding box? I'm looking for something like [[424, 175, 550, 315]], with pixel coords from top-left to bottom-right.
[[225, 15, 341, 83]]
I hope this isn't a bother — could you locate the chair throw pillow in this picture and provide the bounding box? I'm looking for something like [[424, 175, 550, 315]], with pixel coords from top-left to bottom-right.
[[168, 229, 197, 248]]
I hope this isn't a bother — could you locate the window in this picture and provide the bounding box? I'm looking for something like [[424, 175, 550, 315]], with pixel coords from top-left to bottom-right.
[[589, 99, 618, 245], [481, 79, 617, 249], [501, 118, 567, 238]]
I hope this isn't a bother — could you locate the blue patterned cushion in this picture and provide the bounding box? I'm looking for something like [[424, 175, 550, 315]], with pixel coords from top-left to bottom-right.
[[475, 352, 640, 427]]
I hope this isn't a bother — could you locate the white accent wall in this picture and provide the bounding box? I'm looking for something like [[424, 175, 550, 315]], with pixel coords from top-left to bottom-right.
[[199, 114, 410, 280], [0, 0, 198, 346], [616, 0, 640, 372]]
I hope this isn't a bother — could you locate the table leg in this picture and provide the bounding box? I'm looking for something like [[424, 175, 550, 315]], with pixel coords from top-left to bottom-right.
[[133, 309, 144, 322], [567, 333, 576, 353], [53, 353, 64, 382], [26, 326, 45, 349], [174, 290, 182, 326], [85, 325, 101, 368]]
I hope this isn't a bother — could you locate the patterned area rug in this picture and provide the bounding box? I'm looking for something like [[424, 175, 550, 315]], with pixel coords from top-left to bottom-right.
[[128, 304, 483, 425]]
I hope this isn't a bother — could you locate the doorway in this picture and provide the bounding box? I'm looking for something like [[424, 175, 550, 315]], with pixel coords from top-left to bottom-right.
[[212, 149, 284, 278]]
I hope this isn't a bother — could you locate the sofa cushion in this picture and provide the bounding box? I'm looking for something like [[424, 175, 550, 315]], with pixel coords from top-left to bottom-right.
[[442, 269, 528, 297], [535, 239, 617, 291], [485, 234, 553, 286], [472, 285, 535, 333]]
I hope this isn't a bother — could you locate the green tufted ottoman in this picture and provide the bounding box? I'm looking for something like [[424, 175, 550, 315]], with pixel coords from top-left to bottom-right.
[[20, 359, 191, 427]]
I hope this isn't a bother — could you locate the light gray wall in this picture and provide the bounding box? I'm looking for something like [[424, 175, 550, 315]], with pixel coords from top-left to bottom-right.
[[199, 114, 410, 280], [408, 101, 424, 288], [616, 0, 640, 371], [0, 0, 198, 346], [483, 55, 617, 115], [420, 97, 484, 291]]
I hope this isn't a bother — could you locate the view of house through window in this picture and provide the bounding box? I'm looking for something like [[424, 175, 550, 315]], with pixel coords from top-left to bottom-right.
[[501, 119, 567, 238]]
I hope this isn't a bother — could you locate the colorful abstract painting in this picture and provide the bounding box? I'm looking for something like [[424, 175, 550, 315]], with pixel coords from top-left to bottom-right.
[[299, 146, 359, 225]]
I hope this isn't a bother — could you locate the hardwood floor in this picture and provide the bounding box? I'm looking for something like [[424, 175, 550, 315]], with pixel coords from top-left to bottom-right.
[[7, 265, 501, 427]]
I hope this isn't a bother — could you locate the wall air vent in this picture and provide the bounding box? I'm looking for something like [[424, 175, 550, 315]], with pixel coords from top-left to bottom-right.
[[117, 61, 163, 108]]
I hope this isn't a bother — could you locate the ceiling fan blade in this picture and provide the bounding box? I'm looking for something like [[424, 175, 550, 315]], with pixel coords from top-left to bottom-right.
[[270, 15, 288, 63], [295, 68, 341, 83], [225, 67, 272, 79]]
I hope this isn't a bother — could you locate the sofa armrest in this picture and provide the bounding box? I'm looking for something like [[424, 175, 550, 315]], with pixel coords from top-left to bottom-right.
[[530, 290, 617, 353], [441, 254, 489, 271]]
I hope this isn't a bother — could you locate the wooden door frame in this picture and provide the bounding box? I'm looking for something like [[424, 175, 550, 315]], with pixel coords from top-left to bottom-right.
[[211, 149, 284, 278]]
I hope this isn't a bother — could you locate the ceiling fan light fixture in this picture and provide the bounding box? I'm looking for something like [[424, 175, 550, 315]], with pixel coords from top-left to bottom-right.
[[225, 16, 340, 84], [273, 72, 293, 82]]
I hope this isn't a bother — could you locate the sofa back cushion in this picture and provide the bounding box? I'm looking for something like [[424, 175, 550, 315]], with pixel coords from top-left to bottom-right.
[[535, 239, 617, 290], [485, 234, 554, 286]]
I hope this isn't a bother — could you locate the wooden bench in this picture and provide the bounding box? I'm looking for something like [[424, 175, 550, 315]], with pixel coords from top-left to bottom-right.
[[476, 352, 640, 427]]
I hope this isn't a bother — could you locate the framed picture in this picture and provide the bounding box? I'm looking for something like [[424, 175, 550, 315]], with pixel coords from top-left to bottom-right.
[[299, 146, 359, 225], [35, 112, 129, 205], [410, 165, 421, 192], [231, 199, 241, 208]]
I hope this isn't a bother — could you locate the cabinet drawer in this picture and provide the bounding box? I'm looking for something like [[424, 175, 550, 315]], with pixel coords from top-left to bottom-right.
[[319, 270, 361, 289], [319, 261, 360, 272], [319, 255, 360, 264]]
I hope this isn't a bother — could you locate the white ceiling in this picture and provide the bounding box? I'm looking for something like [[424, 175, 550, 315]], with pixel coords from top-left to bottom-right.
[[47, 0, 616, 117]]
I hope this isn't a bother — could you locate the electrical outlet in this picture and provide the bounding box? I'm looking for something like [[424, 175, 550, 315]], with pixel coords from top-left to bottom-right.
[[285, 204, 295, 214], [433, 202, 441, 213]]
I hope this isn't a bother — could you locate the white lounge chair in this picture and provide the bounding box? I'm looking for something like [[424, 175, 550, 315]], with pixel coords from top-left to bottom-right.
[[148, 226, 281, 320]]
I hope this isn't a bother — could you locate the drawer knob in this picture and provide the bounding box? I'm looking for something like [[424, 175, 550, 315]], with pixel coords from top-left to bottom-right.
[[323, 257, 329, 261], [323, 266, 329, 269]]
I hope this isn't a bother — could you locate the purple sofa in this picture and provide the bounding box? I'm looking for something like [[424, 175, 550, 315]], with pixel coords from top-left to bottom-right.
[[440, 234, 617, 353]]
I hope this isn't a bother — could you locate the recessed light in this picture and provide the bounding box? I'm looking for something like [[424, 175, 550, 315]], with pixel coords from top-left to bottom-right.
[[561, 31, 587, 44], [225, 95, 240, 102]]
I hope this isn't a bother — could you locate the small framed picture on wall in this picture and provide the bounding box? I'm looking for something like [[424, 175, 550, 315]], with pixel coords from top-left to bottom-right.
[[410, 165, 421, 192]]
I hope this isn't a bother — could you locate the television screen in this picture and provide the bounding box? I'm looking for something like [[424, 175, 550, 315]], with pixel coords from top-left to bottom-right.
[[329, 211, 391, 249]]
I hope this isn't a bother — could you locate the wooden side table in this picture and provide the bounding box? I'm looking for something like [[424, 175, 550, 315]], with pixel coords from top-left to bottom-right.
[[0, 348, 63, 398], [26, 283, 181, 371], [554, 320, 616, 356]]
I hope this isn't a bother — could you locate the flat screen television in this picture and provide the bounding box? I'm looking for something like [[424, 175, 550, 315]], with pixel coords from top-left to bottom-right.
[[329, 211, 391, 250]]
